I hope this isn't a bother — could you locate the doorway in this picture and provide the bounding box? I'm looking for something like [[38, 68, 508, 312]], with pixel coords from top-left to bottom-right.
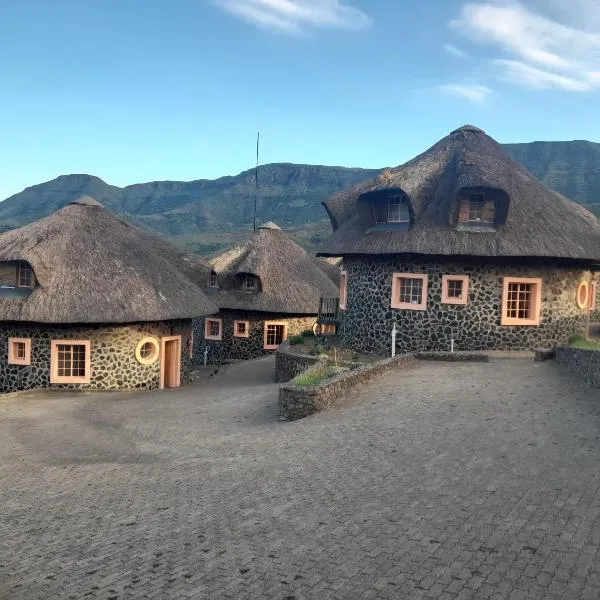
[[160, 336, 181, 389]]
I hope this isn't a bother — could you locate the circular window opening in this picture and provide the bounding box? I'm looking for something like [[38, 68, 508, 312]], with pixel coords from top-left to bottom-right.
[[577, 281, 589, 309], [135, 337, 159, 365]]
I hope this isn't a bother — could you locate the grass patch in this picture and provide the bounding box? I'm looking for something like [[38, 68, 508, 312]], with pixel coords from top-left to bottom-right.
[[569, 335, 600, 350], [293, 362, 346, 387]]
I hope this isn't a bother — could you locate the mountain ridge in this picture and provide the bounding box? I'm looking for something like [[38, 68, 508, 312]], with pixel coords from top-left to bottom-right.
[[2, 140, 599, 254]]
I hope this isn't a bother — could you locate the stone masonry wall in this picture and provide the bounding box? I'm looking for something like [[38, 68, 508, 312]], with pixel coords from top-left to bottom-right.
[[279, 353, 415, 420], [274, 341, 322, 383], [340, 258, 596, 355], [192, 311, 317, 366], [0, 320, 193, 394], [555, 346, 600, 388]]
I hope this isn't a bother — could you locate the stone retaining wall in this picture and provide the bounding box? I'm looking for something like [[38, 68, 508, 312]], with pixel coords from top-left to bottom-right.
[[279, 354, 415, 420], [555, 346, 600, 387], [274, 341, 322, 383]]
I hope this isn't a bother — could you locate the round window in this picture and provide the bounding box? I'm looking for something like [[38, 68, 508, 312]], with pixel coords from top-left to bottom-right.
[[135, 337, 159, 365], [577, 281, 589, 309]]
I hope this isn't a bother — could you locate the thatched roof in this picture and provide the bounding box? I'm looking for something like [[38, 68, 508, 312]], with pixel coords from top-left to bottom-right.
[[209, 222, 339, 313], [0, 197, 218, 323], [319, 125, 600, 262]]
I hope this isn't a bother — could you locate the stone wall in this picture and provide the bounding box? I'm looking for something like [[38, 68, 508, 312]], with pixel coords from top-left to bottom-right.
[[192, 311, 317, 365], [279, 354, 415, 420], [340, 257, 596, 355], [555, 346, 600, 387], [0, 320, 193, 393], [274, 341, 322, 383]]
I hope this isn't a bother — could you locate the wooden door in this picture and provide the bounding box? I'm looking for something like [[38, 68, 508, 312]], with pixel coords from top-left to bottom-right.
[[160, 336, 181, 389]]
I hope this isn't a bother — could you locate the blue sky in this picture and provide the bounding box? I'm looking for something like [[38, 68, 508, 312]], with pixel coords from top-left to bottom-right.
[[1, 0, 599, 200]]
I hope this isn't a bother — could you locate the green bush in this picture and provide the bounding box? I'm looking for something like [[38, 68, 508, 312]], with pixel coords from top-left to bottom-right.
[[301, 329, 315, 337], [293, 362, 348, 387], [289, 335, 304, 345], [309, 341, 327, 356]]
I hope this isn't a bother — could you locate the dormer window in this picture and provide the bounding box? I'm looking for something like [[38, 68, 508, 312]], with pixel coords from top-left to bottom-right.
[[458, 191, 497, 228], [374, 194, 410, 224], [236, 273, 260, 292], [208, 271, 219, 288], [17, 261, 34, 288]]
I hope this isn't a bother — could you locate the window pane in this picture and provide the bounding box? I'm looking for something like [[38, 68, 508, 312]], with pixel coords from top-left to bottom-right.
[[507, 283, 533, 320], [399, 278, 423, 305], [447, 280, 463, 298]]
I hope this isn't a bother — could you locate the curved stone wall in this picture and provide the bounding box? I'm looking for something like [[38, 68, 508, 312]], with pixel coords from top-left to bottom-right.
[[274, 341, 322, 383], [555, 346, 600, 387], [340, 258, 596, 354], [192, 311, 317, 365], [0, 320, 193, 394]]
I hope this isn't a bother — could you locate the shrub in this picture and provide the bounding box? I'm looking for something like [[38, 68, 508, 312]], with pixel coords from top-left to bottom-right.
[[289, 335, 304, 345], [293, 362, 348, 387], [301, 329, 315, 338], [309, 341, 327, 356]]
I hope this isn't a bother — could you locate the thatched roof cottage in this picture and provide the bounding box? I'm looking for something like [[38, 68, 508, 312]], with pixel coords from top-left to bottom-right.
[[197, 222, 339, 362], [318, 125, 600, 354], [0, 196, 218, 392]]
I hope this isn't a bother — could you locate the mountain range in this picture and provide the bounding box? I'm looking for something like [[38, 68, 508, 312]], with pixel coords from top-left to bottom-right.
[[1, 140, 599, 256]]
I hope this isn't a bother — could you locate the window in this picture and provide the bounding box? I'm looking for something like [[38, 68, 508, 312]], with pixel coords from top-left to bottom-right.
[[501, 278, 542, 326], [243, 275, 256, 290], [373, 195, 410, 224], [577, 281, 589, 309], [387, 195, 410, 223], [50, 340, 91, 383], [208, 271, 219, 288], [135, 337, 160, 365], [8, 337, 31, 365], [204, 318, 223, 341], [458, 193, 496, 226], [233, 320, 250, 338], [264, 322, 287, 350], [391, 273, 428, 310], [467, 194, 485, 222], [17, 262, 34, 288], [442, 275, 469, 305], [339, 271, 347, 310]]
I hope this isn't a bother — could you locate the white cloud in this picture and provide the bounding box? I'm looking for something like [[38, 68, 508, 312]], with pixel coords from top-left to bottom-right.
[[496, 59, 592, 91], [444, 44, 468, 58], [449, 1, 600, 92], [215, 0, 371, 33], [439, 84, 492, 103]]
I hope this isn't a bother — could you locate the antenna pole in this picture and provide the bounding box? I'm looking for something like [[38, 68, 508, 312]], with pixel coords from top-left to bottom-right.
[[253, 132, 260, 231]]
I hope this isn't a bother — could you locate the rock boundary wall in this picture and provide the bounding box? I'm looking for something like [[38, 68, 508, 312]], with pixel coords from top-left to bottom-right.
[[555, 346, 600, 387], [274, 342, 323, 383], [279, 354, 415, 420], [415, 352, 490, 362]]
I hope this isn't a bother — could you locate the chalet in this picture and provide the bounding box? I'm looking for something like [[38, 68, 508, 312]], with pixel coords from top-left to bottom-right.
[[318, 125, 600, 354], [198, 222, 339, 362], [0, 196, 218, 392]]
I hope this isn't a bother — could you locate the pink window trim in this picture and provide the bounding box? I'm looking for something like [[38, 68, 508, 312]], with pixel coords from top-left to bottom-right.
[[50, 339, 91, 384], [8, 337, 31, 365], [233, 320, 250, 338], [204, 318, 223, 341], [339, 271, 347, 310], [441, 275, 469, 305], [263, 321, 287, 350], [391, 273, 428, 311], [501, 277, 542, 326]]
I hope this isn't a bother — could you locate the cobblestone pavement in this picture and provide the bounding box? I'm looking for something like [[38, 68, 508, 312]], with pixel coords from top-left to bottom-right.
[[2, 357, 600, 600]]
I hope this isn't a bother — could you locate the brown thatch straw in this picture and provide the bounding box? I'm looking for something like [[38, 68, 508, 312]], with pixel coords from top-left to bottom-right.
[[319, 125, 600, 261], [0, 197, 218, 323], [210, 222, 339, 313]]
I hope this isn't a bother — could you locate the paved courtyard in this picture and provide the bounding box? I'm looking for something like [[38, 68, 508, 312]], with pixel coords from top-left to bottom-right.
[[1, 357, 600, 599]]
